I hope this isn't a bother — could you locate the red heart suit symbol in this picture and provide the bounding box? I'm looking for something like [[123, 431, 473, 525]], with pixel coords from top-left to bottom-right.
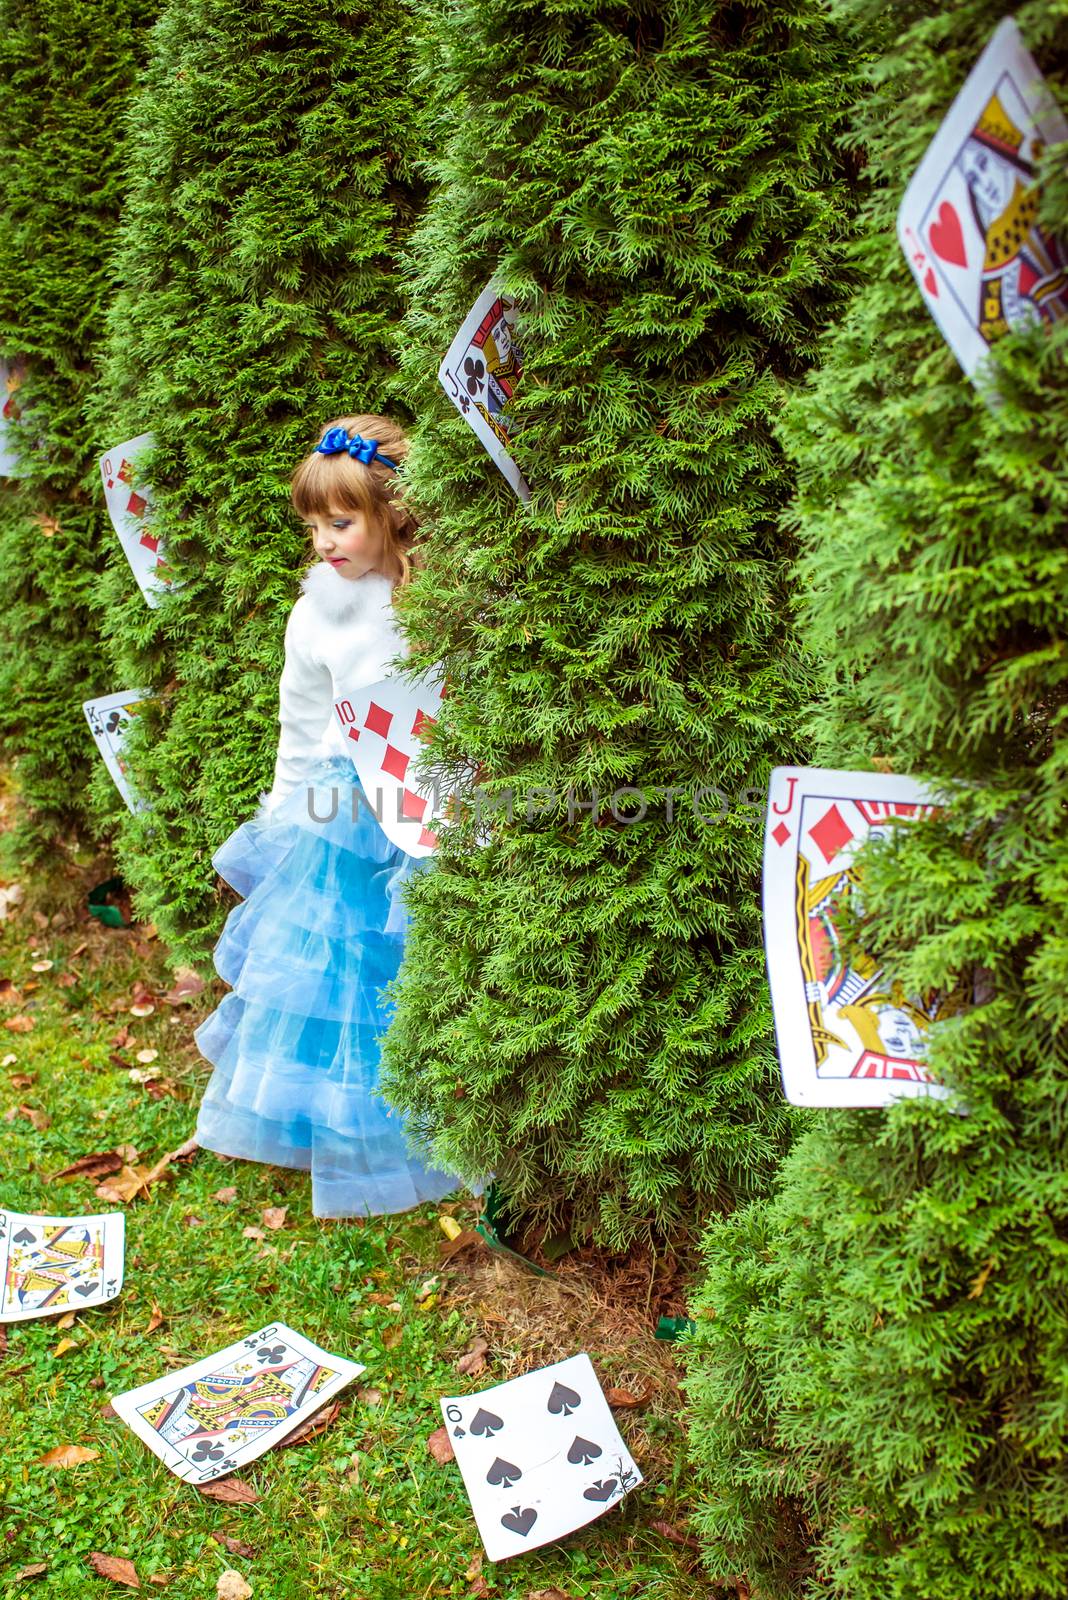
[[928, 201, 967, 270]]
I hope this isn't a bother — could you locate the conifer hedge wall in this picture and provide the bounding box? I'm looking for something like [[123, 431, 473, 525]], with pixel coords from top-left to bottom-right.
[[379, 0, 859, 1244], [94, 0, 425, 960], [685, 2, 1068, 1593], [0, 0, 153, 851]]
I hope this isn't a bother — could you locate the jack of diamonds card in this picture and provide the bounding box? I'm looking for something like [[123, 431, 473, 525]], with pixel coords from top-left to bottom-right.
[[99, 432, 176, 607], [112, 1323, 364, 1483], [441, 1353, 642, 1563], [763, 767, 963, 1108], [438, 283, 531, 503], [82, 688, 152, 814], [0, 1210, 125, 1323], [334, 669, 451, 858], [897, 17, 1068, 389]]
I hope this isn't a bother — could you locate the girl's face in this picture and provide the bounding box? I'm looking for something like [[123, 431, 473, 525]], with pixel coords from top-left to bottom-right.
[[304, 504, 386, 580]]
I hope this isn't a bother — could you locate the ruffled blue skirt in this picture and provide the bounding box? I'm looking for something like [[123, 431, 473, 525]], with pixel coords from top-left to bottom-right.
[[193, 755, 459, 1218]]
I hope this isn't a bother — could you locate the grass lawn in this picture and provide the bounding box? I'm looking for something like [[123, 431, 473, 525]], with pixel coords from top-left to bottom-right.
[[0, 788, 703, 1599]]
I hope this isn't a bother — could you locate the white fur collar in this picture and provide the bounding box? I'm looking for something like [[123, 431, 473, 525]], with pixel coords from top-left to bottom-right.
[[298, 559, 394, 623]]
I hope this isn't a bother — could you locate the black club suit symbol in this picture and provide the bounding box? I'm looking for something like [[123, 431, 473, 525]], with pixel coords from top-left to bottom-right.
[[191, 1441, 226, 1463], [257, 1344, 286, 1364], [463, 355, 485, 396]]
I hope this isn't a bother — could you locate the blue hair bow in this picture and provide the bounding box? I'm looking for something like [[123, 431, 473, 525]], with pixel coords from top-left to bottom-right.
[[315, 425, 398, 470]]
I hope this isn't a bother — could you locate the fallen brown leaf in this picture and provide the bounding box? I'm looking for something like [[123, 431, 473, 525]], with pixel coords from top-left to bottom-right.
[[382, 1325, 403, 1349], [357, 1386, 382, 1407], [145, 1302, 165, 1334], [111, 1026, 133, 1048], [161, 968, 205, 1005], [650, 1518, 701, 1550], [14, 1562, 48, 1580], [456, 1335, 489, 1377], [216, 1572, 252, 1600], [217, 1535, 256, 1561], [427, 1426, 455, 1465], [38, 1444, 100, 1467], [527, 1590, 571, 1600], [278, 1399, 341, 1448], [261, 1206, 287, 1230], [52, 1338, 77, 1358], [4, 1014, 35, 1033], [241, 1226, 265, 1241], [146, 1579, 170, 1589], [211, 1187, 238, 1203], [51, 1150, 124, 1181], [439, 1227, 484, 1261], [95, 1165, 154, 1204], [11, 1104, 50, 1131], [88, 1552, 140, 1588], [57, 971, 79, 989], [604, 1386, 649, 1409], [466, 1551, 490, 1597], [56, 1311, 76, 1330], [197, 1477, 260, 1505], [10, 1072, 35, 1088]]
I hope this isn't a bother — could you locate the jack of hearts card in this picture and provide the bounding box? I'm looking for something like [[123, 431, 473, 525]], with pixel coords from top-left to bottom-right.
[[897, 17, 1068, 389], [112, 1323, 364, 1483], [0, 1210, 125, 1323], [763, 767, 964, 1108]]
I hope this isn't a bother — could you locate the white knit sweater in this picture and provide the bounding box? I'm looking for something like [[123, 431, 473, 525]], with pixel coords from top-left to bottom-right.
[[259, 560, 407, 815]]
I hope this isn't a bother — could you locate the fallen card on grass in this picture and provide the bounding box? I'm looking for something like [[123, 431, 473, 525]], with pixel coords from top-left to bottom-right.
[[112, 1323, 363, 1483], [897, 16, 1068, 390], [0, 1210, 125, 1322], [334, 669, 451, 857], [83, 688, 153, 814], [438, 282, 530, 502], [99, 432, 177, 606], [441, 1353, 641, 1562], [763, 766, 964, 1108]]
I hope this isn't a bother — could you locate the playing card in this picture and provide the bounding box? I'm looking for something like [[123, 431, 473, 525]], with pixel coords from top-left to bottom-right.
[[0, 359, 28, 479], [334, 669, 452, 857], [438, 283, 530, 502], [0, 1210, 125, 1323], [99, 432, 177, 606], [82, 689, 153, 814], [763, 766, 966, 1108], [112, 1323, 364, 1483], [442, 1353, 642, 1563], [897, 17, 1068, 389]]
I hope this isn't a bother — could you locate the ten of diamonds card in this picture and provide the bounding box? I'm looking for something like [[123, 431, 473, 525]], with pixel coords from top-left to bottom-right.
[[0, 1210, 125, 1323], [763, 767, 962, 1108], [897, 16, 1068, 387]]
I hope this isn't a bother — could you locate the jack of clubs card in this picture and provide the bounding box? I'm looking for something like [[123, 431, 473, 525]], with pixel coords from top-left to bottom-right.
[[0, 1210, 125, 1323], [438, 283, 530, 502], [111, 1323, 364, 1482], [763, 767, 963, 1108]]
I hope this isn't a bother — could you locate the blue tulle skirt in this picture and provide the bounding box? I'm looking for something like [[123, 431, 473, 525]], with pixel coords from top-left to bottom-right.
[[193, 755, 460, 1218]]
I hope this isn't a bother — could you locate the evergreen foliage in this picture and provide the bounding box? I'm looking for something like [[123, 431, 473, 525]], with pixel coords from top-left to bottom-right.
[[93, 0, 425, 960], [0, 0, 153, 849], [379, 0, 859, 1244], [685, 2, 1068, 1593]]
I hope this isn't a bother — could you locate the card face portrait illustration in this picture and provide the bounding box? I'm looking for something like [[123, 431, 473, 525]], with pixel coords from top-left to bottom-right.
[[441, 1353, 642, 1562], [763, 767, 962, 1108], [112, 1323, 364, 1483], [0, 1210, 125, 1323], [897, 17, 1068, 387]]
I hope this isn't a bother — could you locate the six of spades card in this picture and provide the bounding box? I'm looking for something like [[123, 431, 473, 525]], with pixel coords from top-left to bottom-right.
[[898, 16, 1068, 388], [0, 1210, 125, 1323], [762, 766, 967, 1108], [441, 1353, 642, 1563]]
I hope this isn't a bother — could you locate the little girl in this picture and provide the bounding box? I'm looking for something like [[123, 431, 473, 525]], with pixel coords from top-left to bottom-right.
[[192, 414, 459, 1218]]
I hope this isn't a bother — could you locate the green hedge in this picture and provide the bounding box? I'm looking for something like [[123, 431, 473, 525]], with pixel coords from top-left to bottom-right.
[[378, 0, 860, 1245], [685, 2, 1068, 1593], [92, 0, 426, 961], [0, 0, 153, 852]]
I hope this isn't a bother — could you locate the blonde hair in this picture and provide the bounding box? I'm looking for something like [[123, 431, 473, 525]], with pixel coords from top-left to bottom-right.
[[290, 413, 422, 594]]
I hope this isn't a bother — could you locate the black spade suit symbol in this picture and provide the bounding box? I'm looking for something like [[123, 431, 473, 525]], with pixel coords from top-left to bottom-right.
[[74, 1282, 100, 1297], [583, 1477, 619, 1503], [547, 1381, 581, 1416], [500, 1506, 537, 1537], [13, 1228, 35, 1244], [486, 1456, 522, 1488], [470, 1407, 504, 1438], [567, 1436, 602, 1466]]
